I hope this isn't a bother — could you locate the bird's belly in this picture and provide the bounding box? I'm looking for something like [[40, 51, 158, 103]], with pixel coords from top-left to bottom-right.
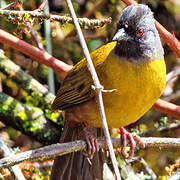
[[103, 90, 159, 128], [68, 81, 165, 128], [66, 59, 166, 128], [76, 85, 163, 128], [99, 58, 166, 128]]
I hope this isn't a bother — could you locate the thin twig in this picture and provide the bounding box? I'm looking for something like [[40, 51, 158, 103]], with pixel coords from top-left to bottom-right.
[[0, 138, 26, 180], [166, 67, 180, 83], [163, 90, 180, 102], [141, 122, 180, 137], [66, 0, 121, 179], [139, 157, 157, 180], [0, 9, 111, 29], [29, 26, 45, 50], [37, 0, 48, 12], [0, 137, 180, 169], [19, 3, 45, 51], [127, 157, 157, 180], [0, 29, 72, 80], [163, 67, 180, 96], [0, 2, 16, 10]]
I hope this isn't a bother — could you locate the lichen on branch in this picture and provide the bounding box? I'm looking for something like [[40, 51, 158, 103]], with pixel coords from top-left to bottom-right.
[[0, 9, 112, 29], [0, 92, 61, 145]]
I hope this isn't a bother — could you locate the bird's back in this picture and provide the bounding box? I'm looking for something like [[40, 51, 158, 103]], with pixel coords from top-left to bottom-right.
[[51, 42, 117, 111]]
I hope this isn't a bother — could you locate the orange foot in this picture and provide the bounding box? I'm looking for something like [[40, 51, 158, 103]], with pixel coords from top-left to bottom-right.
[[82, 125, 99, 159], [119, 127, 145, 158]]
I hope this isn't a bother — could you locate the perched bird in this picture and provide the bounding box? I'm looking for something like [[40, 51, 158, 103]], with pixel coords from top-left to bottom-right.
[[51, 4, 166, 178]]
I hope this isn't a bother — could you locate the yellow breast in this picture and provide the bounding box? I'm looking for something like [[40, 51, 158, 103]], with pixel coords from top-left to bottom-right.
[[102, 55, 166, 127], [79, 52, 166, 128]]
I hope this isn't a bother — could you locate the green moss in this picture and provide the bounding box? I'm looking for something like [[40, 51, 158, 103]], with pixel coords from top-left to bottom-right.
[[0, 94, 20, 116], [0, 72, 7, 81], [43, 130, 51, 138], [45, 109, 59, 121], [30, 120, 42, 132], [154, 117, 169, 128], [17, 111, 28, 121], [23, 121, 30, 130]]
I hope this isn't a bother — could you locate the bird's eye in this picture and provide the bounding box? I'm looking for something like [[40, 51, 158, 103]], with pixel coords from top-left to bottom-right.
[[137, 28, 144, 36]]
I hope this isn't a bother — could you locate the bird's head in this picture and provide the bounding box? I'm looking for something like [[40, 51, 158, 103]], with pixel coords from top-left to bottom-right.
[[113, 4, 164, 63]]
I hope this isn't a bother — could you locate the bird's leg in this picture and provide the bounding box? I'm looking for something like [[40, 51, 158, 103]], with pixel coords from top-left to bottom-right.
[[119, 127, 145, 158], [81, 123, 99, 159]]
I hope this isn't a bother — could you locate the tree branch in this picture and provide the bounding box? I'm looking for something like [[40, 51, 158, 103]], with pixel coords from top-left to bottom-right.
[[0, 28, 72, 80], [155, 21, 180, 58], [0, 2, 16, 10], [0, 53, 55, 108], [0, 137, 180, 169], [0, 92, 61, 145], [152, 99, 180, 119], [0, 9, 111, 29], [0, 138, 26, 180], [141, 122, 180, 136], [0, 53, 64, 144]]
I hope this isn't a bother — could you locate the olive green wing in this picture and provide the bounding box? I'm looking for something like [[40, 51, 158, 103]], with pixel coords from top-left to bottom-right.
[[51, 41, 117, 111], [51, 66, 94, 111]]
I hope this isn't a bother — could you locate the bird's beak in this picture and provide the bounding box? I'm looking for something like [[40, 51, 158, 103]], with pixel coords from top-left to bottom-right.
[[112, 28, 126, 41]]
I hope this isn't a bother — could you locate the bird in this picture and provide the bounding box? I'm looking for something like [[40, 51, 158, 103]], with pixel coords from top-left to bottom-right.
[[51, 4, 166, 159]]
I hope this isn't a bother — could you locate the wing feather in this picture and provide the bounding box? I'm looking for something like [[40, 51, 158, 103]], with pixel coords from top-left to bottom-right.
[[51, 41, 117, 111]]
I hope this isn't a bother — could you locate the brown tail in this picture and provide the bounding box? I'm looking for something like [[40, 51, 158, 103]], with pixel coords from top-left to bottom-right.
[[50, 123, 105, 180]]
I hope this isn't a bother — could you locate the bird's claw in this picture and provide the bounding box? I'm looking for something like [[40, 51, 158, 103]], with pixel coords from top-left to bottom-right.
[[82, 126, 99, 159], [119, 127, 145, 158]]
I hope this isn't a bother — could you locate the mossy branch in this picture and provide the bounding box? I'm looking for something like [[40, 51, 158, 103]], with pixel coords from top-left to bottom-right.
[[0, 9, 111, 29], [0, 92, 61, 145], [0, 137, 180, 169], [0, 53, 65, 144], [0, 53, 55, 109]]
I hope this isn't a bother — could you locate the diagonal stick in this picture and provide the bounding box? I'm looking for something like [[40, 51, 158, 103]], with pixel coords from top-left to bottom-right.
[[66, 0, 121, 179]]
